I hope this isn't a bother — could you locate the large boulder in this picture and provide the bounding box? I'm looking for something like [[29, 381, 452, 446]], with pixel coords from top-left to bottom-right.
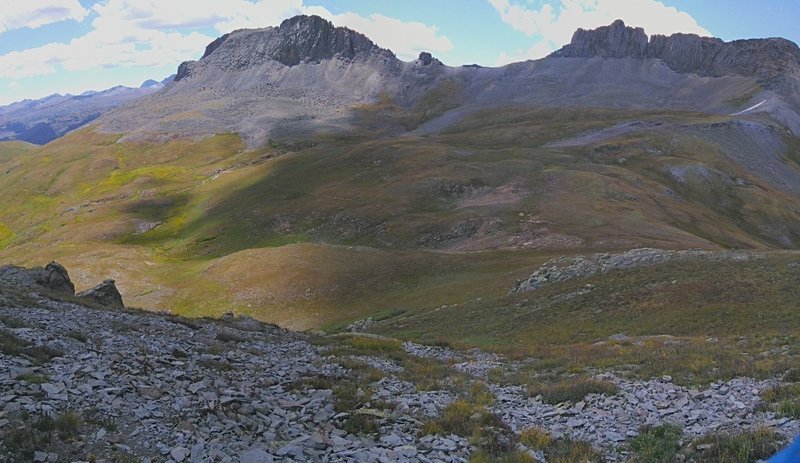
[[77, 280, 124, 309]]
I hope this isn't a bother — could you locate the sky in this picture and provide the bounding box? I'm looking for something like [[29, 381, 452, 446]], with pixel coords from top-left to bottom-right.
[[0, 0, 799, 106]]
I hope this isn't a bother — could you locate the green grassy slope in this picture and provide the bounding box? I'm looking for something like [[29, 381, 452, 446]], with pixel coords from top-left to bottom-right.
[[1, 106, 799, 352]]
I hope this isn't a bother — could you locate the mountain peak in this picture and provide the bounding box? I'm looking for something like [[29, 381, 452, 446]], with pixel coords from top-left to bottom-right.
[[177, 15, 394, 81], [551, 19, 648, 59]]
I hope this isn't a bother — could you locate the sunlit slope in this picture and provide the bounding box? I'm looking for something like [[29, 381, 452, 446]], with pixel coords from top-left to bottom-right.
[[1, 106, 799, 331]]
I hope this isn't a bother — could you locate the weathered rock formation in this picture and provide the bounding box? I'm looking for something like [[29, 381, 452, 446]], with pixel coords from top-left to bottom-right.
[[553, 20, 648, 59], [0, 262, 123, 308], [0, 262, 75, 296], [551, 19, 800, 86]]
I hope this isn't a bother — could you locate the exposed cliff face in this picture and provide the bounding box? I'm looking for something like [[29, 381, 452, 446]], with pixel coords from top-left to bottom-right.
[[556, 20, 648, 59], [551, 20, 800, 84], [176, 15, 395, 81]]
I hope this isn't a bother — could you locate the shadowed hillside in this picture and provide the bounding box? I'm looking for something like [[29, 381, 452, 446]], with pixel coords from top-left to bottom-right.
[[1, 16, 800, 355]]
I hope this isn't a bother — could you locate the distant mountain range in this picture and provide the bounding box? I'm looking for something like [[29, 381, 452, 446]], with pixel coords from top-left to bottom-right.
[[93, 15, 800, 147], [0, 75, 173, 144]]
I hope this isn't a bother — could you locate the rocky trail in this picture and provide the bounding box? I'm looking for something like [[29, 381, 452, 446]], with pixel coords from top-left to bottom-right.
[[1, 263, 798, 462]]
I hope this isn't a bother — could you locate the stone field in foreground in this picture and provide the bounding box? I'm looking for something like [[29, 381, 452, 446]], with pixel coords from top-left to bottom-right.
[[1, 286, 797, 462]]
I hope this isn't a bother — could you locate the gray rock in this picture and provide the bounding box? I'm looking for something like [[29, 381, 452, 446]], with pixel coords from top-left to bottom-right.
[[170, 446, 190, 462], [240, 448, 274, 463], [551, 19, 800, 85], [77, 280, 124, 309], [552, 20, 648, 59], [0, 261, 75, 296]]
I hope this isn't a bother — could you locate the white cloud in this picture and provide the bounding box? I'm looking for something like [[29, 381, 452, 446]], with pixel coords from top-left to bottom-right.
[[490, 0, 711, 64], [0, 0, 454, 81], [92, 0, 305, 32], [306, 9, 453, 60], [0, 26, 211, 78], [0, 0, 88, 32]]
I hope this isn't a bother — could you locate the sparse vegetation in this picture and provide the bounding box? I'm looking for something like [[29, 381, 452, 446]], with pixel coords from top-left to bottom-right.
[[468, 451, 537, 463], [628, 424, 684, 463], [110, 320, 137, 332], [25, 344, 65, 364], [55, 411, 82, 440], [545, 437, 604, 463], [0, 328, 29, 355], [167, 315, 202, 330], [0, 314, 28, 328], [761, 383, 800, 418], [197, 358, 233, 371], [216, 329, 246, 343], [524, 375, 617, 404], [519, 426, 553, 450], [15, 372, 49, 384], [66, 330, 88, 342], [686, 428, 784, 463], [1, 410, 84, 459]]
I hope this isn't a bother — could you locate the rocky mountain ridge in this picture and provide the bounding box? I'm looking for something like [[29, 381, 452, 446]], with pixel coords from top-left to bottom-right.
[[551, 20, 800, 89], [177, 15, 395, 81], [100, 15, 800, 146], [6, 17, 800, 146]]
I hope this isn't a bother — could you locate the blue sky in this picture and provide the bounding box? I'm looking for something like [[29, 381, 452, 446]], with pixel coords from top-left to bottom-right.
[[0, 0, 798, 106]]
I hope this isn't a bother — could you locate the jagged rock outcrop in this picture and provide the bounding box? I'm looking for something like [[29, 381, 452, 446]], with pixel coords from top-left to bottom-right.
[[0, 262, 126, 308], [554, 20, 648, 59], [176, 15, 395, 81], [0, 262, 75, 296], [551, 19, 800, 84], [76, 279, 124, 309]]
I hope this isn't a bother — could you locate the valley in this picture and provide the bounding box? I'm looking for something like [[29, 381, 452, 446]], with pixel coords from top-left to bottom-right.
[[2, 13, 800, 463]]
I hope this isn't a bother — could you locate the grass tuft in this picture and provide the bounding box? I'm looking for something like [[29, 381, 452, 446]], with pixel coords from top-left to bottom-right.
[[66, 330, 88, 342], [519, 426, 553, 450], [526, 375, 617, 404], [687, 428, 784, 463], [0, 315, 28, 328], [628, 423, 683, 463], [761, 383, 800, 418]]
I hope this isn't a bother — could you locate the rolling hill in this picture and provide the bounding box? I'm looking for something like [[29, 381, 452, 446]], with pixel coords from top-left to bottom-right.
[[1, 15, 800, 357]]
